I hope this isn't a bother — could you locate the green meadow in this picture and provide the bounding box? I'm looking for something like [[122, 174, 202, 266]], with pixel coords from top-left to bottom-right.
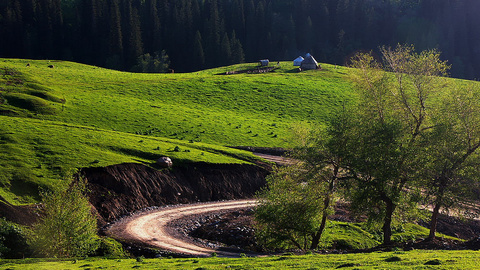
[[2, 59, 480, 267], [1, 250, 478, 269], [0, 59, 355, 205]]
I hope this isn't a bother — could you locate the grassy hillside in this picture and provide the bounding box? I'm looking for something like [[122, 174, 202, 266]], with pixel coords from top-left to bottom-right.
[[0, 117, 263, 204], [1, 60, 354, 146], [0, 59, 355, 204], [2, 250, 479, 269]]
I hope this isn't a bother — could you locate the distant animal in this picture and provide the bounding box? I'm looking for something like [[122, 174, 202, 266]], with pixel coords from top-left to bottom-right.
[[26, 63, 30, 67], [48, 65, 54, 68]]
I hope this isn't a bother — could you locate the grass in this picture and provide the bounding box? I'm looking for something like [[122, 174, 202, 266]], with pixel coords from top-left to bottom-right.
[[0, 59, 355, 147], [1, 250, 479, 269], [0, 116, 262, 205], [0, 59, 355, 204], [1, 60, 479, 266]]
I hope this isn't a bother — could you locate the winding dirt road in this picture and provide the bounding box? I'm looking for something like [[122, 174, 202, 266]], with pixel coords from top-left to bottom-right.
[[106, 199, 257, 257]]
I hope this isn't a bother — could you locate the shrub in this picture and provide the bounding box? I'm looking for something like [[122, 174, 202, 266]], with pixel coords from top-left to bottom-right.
[[95, 237, 127, 258], [29, 177, 99, 258], [0, 218, 31, 258]]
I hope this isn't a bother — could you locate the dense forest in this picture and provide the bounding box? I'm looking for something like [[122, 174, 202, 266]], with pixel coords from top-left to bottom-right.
[[1, 0, 480, 79]]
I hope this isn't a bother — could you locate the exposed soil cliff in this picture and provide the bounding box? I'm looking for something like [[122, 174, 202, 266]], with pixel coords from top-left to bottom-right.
[[0, 198, 38, 226], [80, 162, 269, 226]]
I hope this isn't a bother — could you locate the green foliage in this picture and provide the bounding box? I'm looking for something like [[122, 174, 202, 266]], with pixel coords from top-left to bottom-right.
[[29, 178, 99, 258], [131, 50, 170, 73], [0, 218, 31, 259], [94, 237, 126, 259], [255, 166, 329, 250], [337, 45, 453, 244]]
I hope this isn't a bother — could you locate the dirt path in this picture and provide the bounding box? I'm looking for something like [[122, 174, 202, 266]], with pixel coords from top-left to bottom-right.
[[106, 199, 257, 257], [253, 152, 294, 166]]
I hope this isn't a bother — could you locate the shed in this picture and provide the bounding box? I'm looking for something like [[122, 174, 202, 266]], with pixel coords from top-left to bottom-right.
[[293, 56, 304, 66], [300, 54, 320, 70], [259, 59, 269, 66]]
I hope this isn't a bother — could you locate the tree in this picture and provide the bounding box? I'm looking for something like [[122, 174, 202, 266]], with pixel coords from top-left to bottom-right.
[[220, 33, 232, 66], [105, 0, 124, 69], [255, 165, 332, 250], [123, 0, 143, 68], [255, 126, 342, 250], [131, 50, 170, 73], [341, 45, 450, 244], [29, 177, 99, 258], [192, 30, 205, 70], [423, 85, 480, 239], [230, 31, 245, 65]]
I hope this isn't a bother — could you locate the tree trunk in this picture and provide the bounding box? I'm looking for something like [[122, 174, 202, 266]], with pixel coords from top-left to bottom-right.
[[428, 203, 441, 240], [310, 167, 337, 250], [383, 198, 395, 245], [310, 208, 328, 250], [429, 178, 446, 240]]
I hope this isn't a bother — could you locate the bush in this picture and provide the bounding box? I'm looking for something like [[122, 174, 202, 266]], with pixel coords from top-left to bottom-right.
[[29, 177, 99, 258], [0, 218, 31, 258], [94, 237, 127, 258]]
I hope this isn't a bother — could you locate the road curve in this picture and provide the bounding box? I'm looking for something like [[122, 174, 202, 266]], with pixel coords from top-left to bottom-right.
[[106, 199, 257, 257]]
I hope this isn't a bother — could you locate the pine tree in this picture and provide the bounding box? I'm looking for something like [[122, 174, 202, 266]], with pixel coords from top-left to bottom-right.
[[106, 0, 123, 69], [123, 0, 144, 69], [144, 0, 161, 53], [192, 30, 205, 70], [230, 31, 245, 64], [220, 33, 232, 65]]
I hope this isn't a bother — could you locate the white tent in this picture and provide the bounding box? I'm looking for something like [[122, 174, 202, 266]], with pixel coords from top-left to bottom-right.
[[293, 56, 304, 66]]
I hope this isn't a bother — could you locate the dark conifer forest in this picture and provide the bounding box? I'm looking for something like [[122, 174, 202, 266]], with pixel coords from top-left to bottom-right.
[[1, 0, 480, 79]]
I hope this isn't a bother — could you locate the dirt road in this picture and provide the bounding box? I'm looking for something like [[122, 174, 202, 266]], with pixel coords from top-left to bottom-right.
[[253, 152, 294, 166], [106, 199, 257, 257]]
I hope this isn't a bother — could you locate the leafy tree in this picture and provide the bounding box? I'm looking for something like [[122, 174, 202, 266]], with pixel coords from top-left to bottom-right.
[[131, 50, 170, 73], [255, 165, 331, 250], [422, 85, 480, 239], [342, 45, 450, 244], [29, 177, 99, 258], [255, 126, 342, 250]]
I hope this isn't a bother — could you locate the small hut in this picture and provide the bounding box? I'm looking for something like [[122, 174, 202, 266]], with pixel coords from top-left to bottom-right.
[[300, 53, 319, 70], [293, 56, 304, 66], [259, 59, 269, 66]]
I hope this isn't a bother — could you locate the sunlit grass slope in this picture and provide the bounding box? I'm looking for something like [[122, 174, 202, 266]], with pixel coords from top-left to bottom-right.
[[0, 59, 355, 204], [0, 116, 261, 204], [0, 59, 354, 146]]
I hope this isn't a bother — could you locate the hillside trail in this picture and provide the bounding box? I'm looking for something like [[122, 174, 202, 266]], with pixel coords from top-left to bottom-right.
[[106, 199, 257, 257]]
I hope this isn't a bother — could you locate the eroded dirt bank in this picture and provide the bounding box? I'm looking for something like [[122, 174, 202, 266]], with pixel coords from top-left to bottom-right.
[[80, 162, 269, 226]]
